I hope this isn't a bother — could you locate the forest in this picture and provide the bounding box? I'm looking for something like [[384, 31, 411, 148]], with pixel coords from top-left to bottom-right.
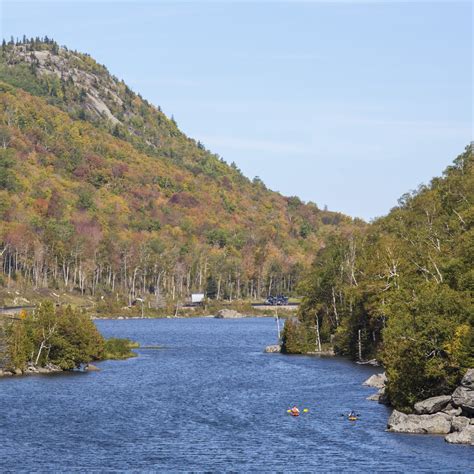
[[282, 146, 474, 411], [2, 37, 470, 411], [0, 37, 357, 308]]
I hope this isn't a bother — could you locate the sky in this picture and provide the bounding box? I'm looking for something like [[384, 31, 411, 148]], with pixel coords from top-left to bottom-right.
[[1, 0, 472, 220]]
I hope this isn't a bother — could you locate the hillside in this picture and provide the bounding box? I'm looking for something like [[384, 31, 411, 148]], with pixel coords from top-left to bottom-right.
[[283, 145, 473, 410], [0, 37, 357, 308]]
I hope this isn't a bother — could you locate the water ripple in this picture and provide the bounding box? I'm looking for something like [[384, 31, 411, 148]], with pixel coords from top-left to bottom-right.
[[0, 318, 472, 472]]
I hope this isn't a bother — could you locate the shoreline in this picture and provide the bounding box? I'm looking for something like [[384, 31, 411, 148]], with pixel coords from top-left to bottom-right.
[[0, 363, 101, 378], [266, 343, 473, 447], [91, 313, 281, 320]]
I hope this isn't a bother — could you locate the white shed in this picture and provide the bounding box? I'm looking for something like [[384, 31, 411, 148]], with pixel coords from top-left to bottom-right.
[[191, 293, 205, 304]]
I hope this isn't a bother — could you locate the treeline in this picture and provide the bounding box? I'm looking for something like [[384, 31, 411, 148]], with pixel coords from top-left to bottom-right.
[[283, 146, 474, 411], [0, 44, 354, 307]]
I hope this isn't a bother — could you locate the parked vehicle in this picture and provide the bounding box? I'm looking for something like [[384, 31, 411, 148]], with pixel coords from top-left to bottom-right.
[[265, 295, 289, 306]]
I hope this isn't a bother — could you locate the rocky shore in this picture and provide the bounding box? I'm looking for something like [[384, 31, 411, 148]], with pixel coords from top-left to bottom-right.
[[0, 363, 63, 376], [0, 363, 100, 377], [214, 309, 244, 319], [364, 369, 474, 446], [264, 344, 281, 353], [363, 372, 389, 403]]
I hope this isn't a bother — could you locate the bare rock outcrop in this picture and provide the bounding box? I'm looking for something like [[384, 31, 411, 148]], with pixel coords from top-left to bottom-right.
[[451, 416, 470, 432], [452, 386, 474, 415], [414, 395, 451, 415], [363, 372, 389, 404], [460, 369, 474, 389], [442, 403, 462, 417], [387, 410, 452, 435], [445, 425, 474, 446], [363, 373, 387, 389]]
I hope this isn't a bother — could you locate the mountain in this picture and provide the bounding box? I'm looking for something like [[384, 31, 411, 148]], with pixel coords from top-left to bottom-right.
[[0, 37, 357, 308], [283, 145, 473, 411]]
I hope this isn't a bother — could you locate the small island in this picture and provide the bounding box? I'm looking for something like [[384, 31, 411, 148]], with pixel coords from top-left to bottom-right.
[[0, 301, 138, 377]]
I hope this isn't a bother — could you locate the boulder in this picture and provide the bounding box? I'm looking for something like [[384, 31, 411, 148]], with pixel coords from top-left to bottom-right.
[[414, 395, 451, 415], [45, 363, 62, 373], [363, 373, 387, 389], [264, 345, 281, 353], [451, 416, 470, 432], [215, 309, 243, 319], [366, 387, 388, 403], [460, 369, 474, 389], [445, 425, 474, 446], [13, 368, 22, 375], [367, 391, 382, 401], [442, 403, 462, 417], [378, 388, 390, 405], [0, 369, 13, 377], [387, 410, 452, 435], [85, 364, 100, 371], [452, 386, 474, 415], [36, 366, 51, 374]]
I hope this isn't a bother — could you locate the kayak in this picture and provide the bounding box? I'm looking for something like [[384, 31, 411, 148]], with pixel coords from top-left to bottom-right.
[[348, 416, 358, 421], [290, 411, 300, 417]]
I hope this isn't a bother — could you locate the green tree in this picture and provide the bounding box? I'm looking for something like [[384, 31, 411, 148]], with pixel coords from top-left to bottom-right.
[[206, 276, 218, 299]]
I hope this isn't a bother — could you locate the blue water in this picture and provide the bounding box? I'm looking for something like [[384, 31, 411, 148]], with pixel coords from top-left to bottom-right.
[[0, 317, 472, 471]]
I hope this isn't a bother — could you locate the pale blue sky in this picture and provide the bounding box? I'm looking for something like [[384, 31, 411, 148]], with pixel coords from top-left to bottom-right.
[[1, 1, 472, 219]]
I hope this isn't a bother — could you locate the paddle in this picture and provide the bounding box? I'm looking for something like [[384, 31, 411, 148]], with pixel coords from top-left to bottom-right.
[[286, 408, 309, 414]]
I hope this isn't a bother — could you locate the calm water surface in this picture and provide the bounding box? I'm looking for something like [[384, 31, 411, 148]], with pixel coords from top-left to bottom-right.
[[0, 317, 472, 471]]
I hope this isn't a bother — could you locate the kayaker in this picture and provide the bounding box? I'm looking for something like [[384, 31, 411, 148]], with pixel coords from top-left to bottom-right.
[[348, 410, 357, 418], [290, 406, 300, 416]]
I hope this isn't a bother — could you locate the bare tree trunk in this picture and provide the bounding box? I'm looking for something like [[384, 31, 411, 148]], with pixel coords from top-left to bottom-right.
[[331, 287, 339, 326], [217, 275, 222, 300], [315, 314, 322, 352], [358, 329, 362, 361]]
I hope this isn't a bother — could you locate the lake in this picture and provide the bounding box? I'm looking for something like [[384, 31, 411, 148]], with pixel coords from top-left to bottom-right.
[[0, 317, 472, 471]]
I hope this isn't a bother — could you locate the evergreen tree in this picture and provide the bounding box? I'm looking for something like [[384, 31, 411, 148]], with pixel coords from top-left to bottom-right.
[[206, 276, 218, 299]]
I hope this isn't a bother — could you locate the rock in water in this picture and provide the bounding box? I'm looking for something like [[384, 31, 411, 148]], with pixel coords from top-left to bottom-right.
[[387, 410, 452, 434], [363, 373, 387, 389], [445, 425, 474, 446], [452, 386, 474, 415], [264, 345, 281, 353], [451, 416, 470, 432], [414, 395, 451, 415], [356, 359, 380, 367], [215, 309, 243, 319], [367, 391, 382, 401], [85, 364, 101, 371]]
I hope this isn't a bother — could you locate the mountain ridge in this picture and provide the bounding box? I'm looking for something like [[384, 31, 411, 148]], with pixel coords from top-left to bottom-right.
[[0, 36, 359, 308]]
